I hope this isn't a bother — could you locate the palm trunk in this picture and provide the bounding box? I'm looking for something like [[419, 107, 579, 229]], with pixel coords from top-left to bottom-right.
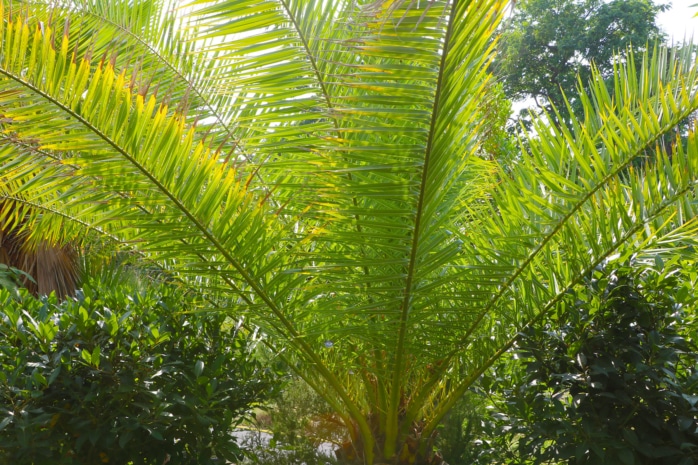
[[0, 203, 79, 298], [335, 416, 445, 465]]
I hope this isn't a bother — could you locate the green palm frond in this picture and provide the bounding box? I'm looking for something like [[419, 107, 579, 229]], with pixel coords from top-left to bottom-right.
[[10, 0, 261, 170]]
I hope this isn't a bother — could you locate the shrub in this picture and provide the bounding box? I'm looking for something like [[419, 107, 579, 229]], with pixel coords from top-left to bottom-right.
[[0, 281, 280, 464], [472, 260, 698, 465]]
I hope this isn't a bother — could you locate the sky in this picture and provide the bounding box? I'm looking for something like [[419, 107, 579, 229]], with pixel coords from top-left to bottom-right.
[[658, 0, 698, 41]]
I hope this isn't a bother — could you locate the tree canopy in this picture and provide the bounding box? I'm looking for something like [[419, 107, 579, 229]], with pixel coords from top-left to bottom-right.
[[496, 0, 667, 125]]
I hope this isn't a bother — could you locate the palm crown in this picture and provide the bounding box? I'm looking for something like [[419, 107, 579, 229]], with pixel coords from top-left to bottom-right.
[[1, 0, 697, 463]]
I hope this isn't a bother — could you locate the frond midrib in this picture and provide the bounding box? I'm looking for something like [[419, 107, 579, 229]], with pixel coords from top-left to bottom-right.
[[389, 0, 462, 441], [0, 194, 121, 244], [276, 0, 335, 114], [275, 0, 381, 286]]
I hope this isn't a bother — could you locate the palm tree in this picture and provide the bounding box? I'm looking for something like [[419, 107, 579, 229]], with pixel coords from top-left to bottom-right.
[[1, 0, 697, 463]]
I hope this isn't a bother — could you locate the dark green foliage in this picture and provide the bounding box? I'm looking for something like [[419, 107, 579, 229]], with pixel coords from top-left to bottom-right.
[[496, 0, 666, 126], [0, 281, 280, 465], [472, 260, 698, 464], [436, 391, 487, 465]]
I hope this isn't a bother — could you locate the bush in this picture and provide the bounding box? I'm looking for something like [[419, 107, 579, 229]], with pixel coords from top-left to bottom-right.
[[471, 260, 698, 465], [0, 281, 280, 464]]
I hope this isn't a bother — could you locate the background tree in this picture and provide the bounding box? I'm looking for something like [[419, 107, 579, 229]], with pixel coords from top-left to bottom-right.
[[1, 1, 698, 464], [496, 0, 667, 126]]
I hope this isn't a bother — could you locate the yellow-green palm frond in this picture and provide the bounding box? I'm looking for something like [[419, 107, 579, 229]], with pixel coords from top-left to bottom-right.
[[0, 9, 289, 307]]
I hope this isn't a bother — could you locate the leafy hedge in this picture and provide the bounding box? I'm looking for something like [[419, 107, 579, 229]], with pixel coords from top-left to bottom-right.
[[0, 281, 280, 464]]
